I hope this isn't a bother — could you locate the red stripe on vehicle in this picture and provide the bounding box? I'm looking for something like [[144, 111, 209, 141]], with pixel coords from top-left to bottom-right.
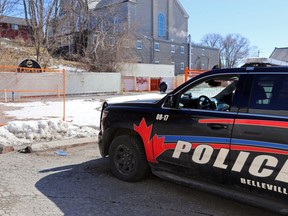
[[235, 119, 288, 128], [199, 118, 288, 129], [198, 119, 234, 124]]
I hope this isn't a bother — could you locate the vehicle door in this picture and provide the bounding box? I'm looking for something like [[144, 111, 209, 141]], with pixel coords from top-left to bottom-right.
[[151, 72, 245, 184], [230, 73, 288, 204]]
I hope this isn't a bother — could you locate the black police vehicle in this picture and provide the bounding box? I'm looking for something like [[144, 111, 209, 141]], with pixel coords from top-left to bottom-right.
[[98, 67, 288, 214]]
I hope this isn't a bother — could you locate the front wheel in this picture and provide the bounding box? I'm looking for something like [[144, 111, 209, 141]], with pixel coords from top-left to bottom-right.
[[109, 135, 150, 182]]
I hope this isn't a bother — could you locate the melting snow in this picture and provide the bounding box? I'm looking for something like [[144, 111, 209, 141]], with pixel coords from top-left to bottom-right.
[[0, 93, 164, 147]]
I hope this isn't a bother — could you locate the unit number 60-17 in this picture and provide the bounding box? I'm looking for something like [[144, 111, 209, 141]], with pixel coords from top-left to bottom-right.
[[156, 114, 169, 121]]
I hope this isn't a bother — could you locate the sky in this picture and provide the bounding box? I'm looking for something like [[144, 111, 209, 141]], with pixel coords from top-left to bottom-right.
[[180, 0, 288, 58]]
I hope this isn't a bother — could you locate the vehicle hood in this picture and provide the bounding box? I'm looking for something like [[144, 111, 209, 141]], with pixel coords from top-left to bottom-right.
[[107, 98, 162, 106], [106, 94, 166, 106]]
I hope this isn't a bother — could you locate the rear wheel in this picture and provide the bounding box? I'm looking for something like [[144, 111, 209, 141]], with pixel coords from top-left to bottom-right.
[[109, 135, 150, 182]]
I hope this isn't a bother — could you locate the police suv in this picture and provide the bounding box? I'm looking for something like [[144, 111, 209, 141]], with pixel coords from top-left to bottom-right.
[[98, 67, 288, 214]]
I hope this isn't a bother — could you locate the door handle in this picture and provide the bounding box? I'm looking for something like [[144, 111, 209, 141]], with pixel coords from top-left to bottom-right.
[[208, 123, 228, 130]]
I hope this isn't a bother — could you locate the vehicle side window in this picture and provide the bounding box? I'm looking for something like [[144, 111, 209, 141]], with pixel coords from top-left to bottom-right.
[[248, 74, 288, 116], [178, 75, 239, 111]]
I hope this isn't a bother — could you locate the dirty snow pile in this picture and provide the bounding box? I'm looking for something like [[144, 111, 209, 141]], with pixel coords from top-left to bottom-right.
[[0, 93, 164, 147], [0, 119, 97, 146], [0, 99, 101, 147]]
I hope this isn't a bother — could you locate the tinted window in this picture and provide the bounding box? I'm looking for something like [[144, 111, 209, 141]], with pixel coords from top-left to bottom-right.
[[248, 74, 288, 116]]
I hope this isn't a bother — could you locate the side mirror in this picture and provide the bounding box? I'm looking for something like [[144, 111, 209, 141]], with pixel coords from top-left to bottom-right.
[[164, 94, 175, 108]]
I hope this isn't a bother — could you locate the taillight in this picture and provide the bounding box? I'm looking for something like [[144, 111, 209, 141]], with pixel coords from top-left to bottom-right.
[[100, 102, 109, 130]]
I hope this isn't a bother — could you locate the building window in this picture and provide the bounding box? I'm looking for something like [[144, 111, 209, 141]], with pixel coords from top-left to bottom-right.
[[201, 48, 205, 56], [180, 46, 185, 54], [154, 42, 160, 51], [113, 17, 121, 33], [11, 24, 18, 30], [136, 40, 143, 49], [180, 62, 184, 70], [158, 13, 166, 37], [171, 45, 175, 53]]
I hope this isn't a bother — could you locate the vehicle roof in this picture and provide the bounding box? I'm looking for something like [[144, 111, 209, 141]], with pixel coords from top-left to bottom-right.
[[210, 66, 288, 74], [193, 66, 288, 80], [172, 66, 288, 95]]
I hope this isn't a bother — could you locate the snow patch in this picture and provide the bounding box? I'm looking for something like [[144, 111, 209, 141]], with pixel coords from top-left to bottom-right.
[[0, 93, 163, 147]]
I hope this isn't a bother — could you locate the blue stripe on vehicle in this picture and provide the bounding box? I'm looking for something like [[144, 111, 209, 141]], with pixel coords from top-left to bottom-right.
[[160, 135, 288, 151]]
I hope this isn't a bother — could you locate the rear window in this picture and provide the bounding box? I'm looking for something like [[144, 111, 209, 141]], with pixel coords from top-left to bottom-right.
[[248, 74, 288, 116]]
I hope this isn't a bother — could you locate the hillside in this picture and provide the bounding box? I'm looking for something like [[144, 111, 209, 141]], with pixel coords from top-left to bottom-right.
[[0, 38, 86, 70]]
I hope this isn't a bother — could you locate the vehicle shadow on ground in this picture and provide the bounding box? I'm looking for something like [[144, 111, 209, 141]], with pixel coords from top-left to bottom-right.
[[35, 158, 278, 216]]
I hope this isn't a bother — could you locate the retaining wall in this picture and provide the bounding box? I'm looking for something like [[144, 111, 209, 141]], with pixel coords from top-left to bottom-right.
[[0, 72, 121, 99], [66, 72, 121, 95]]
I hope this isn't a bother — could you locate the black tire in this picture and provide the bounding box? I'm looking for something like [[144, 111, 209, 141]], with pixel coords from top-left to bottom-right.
[[109, 135, 150, 182]]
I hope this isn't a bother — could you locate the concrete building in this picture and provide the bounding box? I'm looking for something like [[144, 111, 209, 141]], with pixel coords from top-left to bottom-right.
[[189, 44, 219, 70], [269, 47, 288, 63], [90, 0, 190, 75], [54, 0, 219, 76]]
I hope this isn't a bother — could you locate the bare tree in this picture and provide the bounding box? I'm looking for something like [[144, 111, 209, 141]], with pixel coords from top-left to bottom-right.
[[222, 34, 250, 68], [201, 33, 251, 68], [84, 4, 138, 72], [53, 0, 90, 58], [201, 33, 223, 48], [22, 0, 59, 62], [85, 30, 136, 71], [0, 0, 20, 17]]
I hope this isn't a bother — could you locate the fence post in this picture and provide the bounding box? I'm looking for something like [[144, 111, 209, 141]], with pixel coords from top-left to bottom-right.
[[12, 91, 15, 101], [4, 89, 7, 102], [57, 84, 59, 97], [62, 69, 66, 121]]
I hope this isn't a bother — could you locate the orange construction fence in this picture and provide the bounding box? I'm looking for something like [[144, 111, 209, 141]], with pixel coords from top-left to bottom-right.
[[0, 65, 66, 121], [184, 67, 208, 82]]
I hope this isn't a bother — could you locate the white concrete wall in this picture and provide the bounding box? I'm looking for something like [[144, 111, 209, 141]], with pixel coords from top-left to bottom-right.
[[0, 72, 121, 99], [0, 64, 178, 99], [66, 72, 121, 95], [0, 72, 63, 99]]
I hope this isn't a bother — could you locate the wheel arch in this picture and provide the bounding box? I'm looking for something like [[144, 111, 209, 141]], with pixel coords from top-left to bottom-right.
[[109, 134, 151, 182], [104, 127, 143, 156]]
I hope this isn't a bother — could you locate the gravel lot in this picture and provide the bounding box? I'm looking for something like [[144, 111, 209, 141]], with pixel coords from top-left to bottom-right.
[[0, 143, 279, 216]]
